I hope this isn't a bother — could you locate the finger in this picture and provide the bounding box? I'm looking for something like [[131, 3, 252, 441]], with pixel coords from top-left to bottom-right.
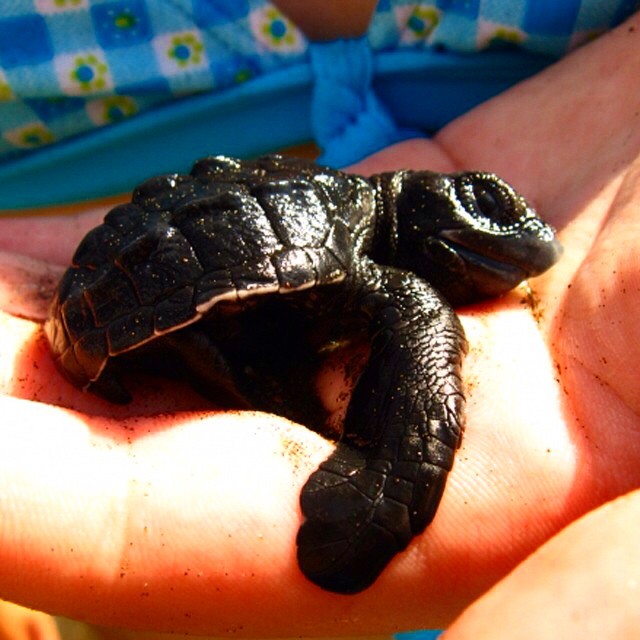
[[0, 200, 117, 265], [444, 490, 640, 639], [0, 252, 63, 321], [545, 155, 640, 507], [0, 393, 335, 635], [436, 12, 640, 228], [0, 600, 60, 640], [348, 137, 457, 175], [555, 156, 640, 418]]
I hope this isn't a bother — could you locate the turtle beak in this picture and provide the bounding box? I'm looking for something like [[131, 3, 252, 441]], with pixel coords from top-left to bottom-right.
[[437, 221, 563, 303], [441, 217, 563, 282]]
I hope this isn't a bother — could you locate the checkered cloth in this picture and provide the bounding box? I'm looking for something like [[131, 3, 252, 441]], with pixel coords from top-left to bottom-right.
[[0, 0, 637, 161]]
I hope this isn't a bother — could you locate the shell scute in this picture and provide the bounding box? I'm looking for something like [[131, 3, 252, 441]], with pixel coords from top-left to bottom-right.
[[230, 256, 279, 299], [104, 203, 146, 236], [60, 293, 95, 343], [56, 265, 96, 304], [72, 224, 122, 268], [106, 306, 155, 355], [172, 191, 280, 271], [194, 270, 237, 312], [272, 248, 318, 292], [132, 173, 196, 211], [114, 223, 203, 306], [153, 286, 198, 333], [84, 270, 139, 328], [58, 345, 90, 387], [190, 155, 245, 181], [250, 179, 331, 248], [45, 304, 68, 356]]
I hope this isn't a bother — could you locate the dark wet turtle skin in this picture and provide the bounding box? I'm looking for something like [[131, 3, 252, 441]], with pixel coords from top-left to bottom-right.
[[45, 154, 561, 594]]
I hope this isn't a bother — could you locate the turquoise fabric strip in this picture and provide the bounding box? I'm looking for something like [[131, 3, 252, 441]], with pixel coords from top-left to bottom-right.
[[309, 38, 420, 167]]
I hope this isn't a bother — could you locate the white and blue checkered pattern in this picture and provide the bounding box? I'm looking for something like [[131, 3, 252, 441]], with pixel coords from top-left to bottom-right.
[[0, 0, 637, 161]]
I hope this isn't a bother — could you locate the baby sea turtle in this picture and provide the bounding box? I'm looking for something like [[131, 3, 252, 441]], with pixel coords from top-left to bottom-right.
[[45, 154, 561, 593]]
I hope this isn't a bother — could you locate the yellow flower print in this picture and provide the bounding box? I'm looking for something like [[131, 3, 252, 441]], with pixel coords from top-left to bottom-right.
[[168, 34, 204, 68], [5, 123, 55, 149], [70, 54, 109, 92], [0, 74, 12, 101], [405, 6, 440, 41], [87, 96, 138, 126], [35, 0, 87, 12], [251, 7, 304, 52], [484, 26, 525, 50]]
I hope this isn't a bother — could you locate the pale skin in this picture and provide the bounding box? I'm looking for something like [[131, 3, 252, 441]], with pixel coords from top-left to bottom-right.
[[0, 5, 638, 639], [0, 601, 60, 640]]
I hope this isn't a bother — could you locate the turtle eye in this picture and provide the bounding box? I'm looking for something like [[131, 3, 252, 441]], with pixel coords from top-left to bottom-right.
[[458, 175, 522, 227], [473, 184, 501, 218]]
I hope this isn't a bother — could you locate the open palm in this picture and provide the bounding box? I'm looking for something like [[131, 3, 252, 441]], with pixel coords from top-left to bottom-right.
[[0, 15, 638, 638]]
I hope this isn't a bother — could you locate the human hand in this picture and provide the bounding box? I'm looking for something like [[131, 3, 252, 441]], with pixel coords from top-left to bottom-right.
[[0, 600, 59, 640], [0, 12, 638, 637], [420, 10, 640, 636], [442, 490, 640, 639]]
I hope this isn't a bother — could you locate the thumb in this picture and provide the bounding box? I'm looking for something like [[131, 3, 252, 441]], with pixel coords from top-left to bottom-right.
[[445, 489, 640, 639]]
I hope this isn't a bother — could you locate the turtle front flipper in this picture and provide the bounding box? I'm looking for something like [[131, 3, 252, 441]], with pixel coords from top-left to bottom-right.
[[297, 261, 467, 593]]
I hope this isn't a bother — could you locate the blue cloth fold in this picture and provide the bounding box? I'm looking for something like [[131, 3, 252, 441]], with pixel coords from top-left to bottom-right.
[[310, 38, 421, 167]]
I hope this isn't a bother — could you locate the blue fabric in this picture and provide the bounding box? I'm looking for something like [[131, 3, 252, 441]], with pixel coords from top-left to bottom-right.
[[395, 631, 443, 640], [0, 0, 307, 162], [0, 0, 637, 164], [0, 0, 637, 208], [0, 14, 54, 68], [310, 38, 420, 167]]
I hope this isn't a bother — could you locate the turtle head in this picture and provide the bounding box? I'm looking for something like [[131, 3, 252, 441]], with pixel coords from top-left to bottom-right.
[[391, 170, 562, 306]]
